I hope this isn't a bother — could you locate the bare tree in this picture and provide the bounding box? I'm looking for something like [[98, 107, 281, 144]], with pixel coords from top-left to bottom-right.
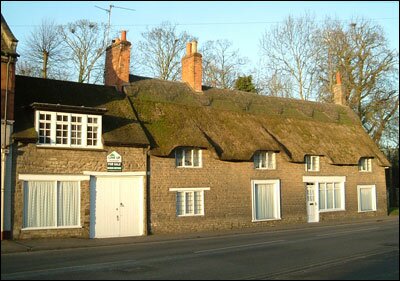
[[259, 14, 320, 100], [16, 60, 41, 77], [201, 39, 248, 89], [22, 18, 65, 79], [315, 18, 399, 146], [58, 20, 107, 83], [135, 22, 195, 80], [259, 70, 294, 98]]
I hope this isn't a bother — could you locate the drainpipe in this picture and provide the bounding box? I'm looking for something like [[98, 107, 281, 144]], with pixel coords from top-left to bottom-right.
[[1, 56, 12, 240]]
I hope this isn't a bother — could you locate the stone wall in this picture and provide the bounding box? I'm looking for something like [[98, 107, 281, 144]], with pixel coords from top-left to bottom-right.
[[149, 149, 387, 234], [12, 143, 147, 239]]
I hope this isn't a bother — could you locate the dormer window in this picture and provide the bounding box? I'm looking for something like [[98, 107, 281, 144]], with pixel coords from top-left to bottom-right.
[[305, 155, 320, 172], [254, 151, 276, 169], [359, 157, 372, 172], [175, 147, 202, 168], [35, 110, 103, 149]]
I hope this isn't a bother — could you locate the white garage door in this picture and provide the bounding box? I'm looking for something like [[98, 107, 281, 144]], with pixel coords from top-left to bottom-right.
[[90, 176, 144, 238]]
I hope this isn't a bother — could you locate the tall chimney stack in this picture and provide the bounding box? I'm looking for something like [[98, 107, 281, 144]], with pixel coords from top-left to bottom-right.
[[333, 71, 346, 106], [182, 41, 202, 92], [104, 30, 131, 91]]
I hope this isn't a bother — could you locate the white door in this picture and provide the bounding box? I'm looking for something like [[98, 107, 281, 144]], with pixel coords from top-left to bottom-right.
[[90, 176, 144, 238], [306, 183, 319, 223]]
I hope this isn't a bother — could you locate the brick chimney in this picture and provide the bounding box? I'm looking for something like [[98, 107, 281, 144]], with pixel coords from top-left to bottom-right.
[[104, 30, 131, 91], [182, 41, 202, 92], [333, 71, 346, 106]]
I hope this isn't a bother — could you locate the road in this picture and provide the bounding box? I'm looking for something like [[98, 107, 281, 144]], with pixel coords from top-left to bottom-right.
[[1, 218, 399, 280]]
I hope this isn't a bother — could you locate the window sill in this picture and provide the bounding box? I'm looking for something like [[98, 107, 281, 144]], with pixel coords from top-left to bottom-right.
[[358, 210, 377, 213], [177, 214, 205, 217], [22, 226, 83, 231], [319, 209, 345, 213], [252, 218, 281, 222], [36, 145, 106, 152]]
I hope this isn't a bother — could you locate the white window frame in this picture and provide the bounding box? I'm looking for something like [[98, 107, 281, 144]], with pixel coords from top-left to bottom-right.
[[35, 110, 103, 149], [175, 148, 202, 168], [305, 155, 320, 172], [169, 187, 210, 217], [19, 174, 89, 230], [303, 176, 346, 213], [359, 158, 372, 172], [254, 151, 276, 170], [357, 185, 377, 212], [251, 179, 281, 222]]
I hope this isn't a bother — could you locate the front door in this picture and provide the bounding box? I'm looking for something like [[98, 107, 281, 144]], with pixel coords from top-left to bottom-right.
[[90, 176, 144, 238], [306, 183, 319, 223]]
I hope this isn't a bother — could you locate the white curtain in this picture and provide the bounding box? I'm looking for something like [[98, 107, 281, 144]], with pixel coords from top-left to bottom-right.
[[360, 188, 372, 211], [255, 184, 275, 220], [57, 181, 79, 226], [24, 181, 55, 228]]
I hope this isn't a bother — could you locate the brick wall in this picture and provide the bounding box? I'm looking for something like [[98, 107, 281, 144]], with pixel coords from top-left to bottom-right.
[[181, 42, 202, 92], [104, 36, 131, 91], [12, 143, 147, 239], [1, 58, 16, 120], [149, 150, 387, 234]]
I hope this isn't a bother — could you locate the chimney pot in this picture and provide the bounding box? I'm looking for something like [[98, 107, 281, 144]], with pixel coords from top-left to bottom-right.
[[186, 42, 192, 56], [336, 71, 342, 85], [121, 30, 127, 41], [191, 41, 198, 53]]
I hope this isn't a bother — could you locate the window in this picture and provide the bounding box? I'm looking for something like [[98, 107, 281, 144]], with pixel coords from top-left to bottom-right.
[[254, 151, 276, 169], [23, 180, 81, 229], [170, 188, 209, 216], [357, 185, 377, 212], [251, 180, 281, 221], [305, 155, 320, 172], [35, 111, 102, 148], [318, 182, 345, 211], [359, 158, 372, 172], [175, 148, 202, 168]]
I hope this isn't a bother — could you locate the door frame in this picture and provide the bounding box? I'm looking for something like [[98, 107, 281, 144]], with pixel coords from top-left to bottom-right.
[[305, 182, 319, 223]]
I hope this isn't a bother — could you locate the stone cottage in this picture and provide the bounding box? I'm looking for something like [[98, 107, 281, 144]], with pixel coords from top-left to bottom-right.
[[2, 16, 390, 239]]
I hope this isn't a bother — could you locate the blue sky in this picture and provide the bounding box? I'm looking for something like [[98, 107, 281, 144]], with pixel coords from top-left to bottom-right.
[[1, 1, 399, 74]]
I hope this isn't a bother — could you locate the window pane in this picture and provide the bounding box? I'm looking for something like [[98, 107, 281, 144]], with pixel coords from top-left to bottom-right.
[[193, 149, 200, 167], [185, 192, 193, 214], [267, 152, 275, 169], [57, 181, 79, 226], [24, 181, 55, 228], [194, 191, 202, 214], [176, 149, 183, 166], [254, 153, 260, 169], [319, 184, 326, 210], [334, 183, 341, 209], [260, 152, 267, 168], [184, 149, 192, 166], [176, 192, 184, 215], [254, 184, 275, 220], [360, 188, 373, 211], [326, 183, 334, 209]]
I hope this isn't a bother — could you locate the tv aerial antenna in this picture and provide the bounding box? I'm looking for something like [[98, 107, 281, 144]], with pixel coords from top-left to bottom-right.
[[95, 4, 136, 44]]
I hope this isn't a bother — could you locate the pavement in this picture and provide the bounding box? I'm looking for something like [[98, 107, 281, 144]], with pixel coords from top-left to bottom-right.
[[2, 215, 398, 254]]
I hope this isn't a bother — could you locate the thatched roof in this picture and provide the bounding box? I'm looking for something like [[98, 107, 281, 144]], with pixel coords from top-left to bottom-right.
[[13, 75, 149, 147], [125, 76, 390, 167]]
